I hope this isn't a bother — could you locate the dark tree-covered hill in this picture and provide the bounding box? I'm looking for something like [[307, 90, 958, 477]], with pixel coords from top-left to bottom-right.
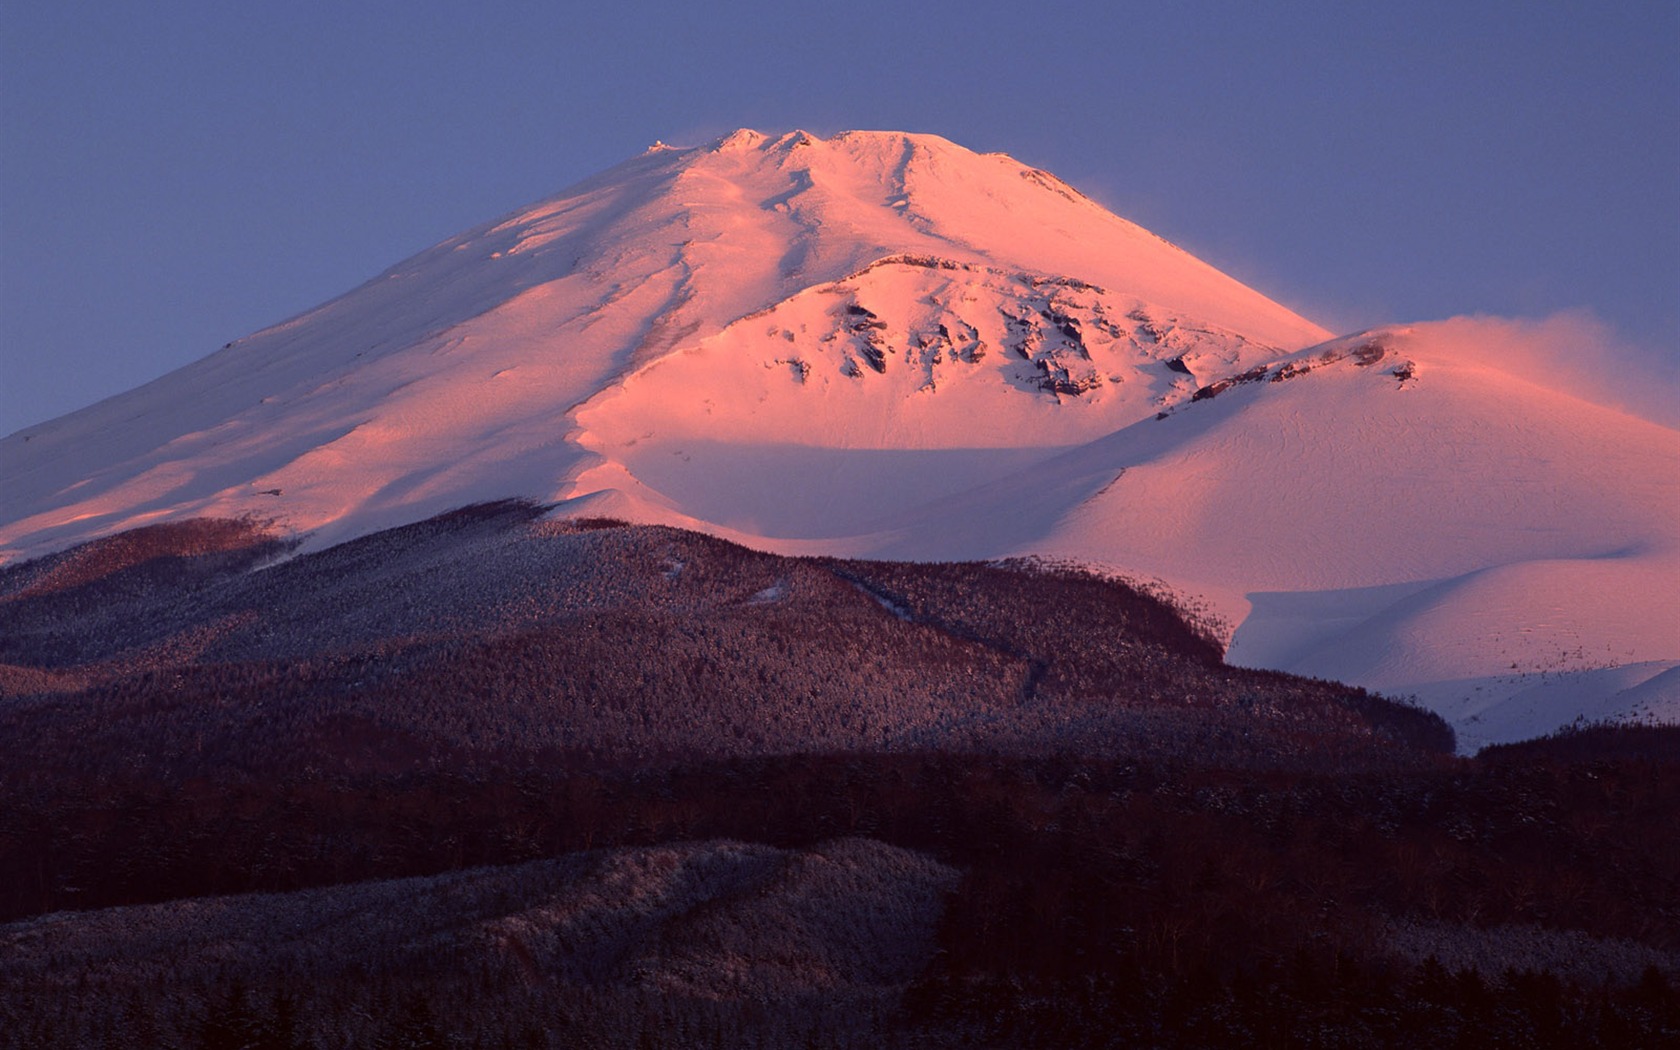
[[2, 506, 1674, 1048]]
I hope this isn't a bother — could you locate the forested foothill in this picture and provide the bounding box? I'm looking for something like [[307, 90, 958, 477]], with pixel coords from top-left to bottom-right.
[[1, 505, 1674, 1047]]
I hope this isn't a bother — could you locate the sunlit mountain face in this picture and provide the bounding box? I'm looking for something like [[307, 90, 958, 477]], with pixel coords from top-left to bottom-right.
[[5, 128, 1673, 746]]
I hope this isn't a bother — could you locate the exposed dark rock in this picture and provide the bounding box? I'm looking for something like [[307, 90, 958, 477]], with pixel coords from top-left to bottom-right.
[[859, 341, 887, 373], [1035, 360, 1102, 396], [1352, 341, 1388, 366], [1190, 364, 1268, 402]]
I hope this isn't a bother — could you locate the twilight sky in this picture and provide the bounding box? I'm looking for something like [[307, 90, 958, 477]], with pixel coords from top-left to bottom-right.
[[3, 1, 1675, 436]]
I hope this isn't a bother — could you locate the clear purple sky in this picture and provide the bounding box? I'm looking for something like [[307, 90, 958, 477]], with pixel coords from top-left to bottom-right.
[[3, 1, 1675, 436]]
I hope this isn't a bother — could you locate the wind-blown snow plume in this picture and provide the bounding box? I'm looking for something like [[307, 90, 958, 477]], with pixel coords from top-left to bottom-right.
[[1390, 312, 1680, 428]]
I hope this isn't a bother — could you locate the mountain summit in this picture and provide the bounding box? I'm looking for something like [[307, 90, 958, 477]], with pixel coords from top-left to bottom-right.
[[0, 129, 1325, 559], [2, 129, 1675, 746]]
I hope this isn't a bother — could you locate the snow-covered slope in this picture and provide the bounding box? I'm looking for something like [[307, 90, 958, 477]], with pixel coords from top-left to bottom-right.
[[852, 324, 1680, 748], [0, 129, 1321, 558], [3, 129, 1674, 747]]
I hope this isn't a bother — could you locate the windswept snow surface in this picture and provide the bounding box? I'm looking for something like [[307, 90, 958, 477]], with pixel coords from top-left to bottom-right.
[[3, 130, 1675, 747], [857, 325, 1680, 749]]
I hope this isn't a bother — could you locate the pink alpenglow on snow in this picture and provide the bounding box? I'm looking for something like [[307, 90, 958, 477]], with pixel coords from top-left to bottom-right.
[[2, 129, 1675, 748]]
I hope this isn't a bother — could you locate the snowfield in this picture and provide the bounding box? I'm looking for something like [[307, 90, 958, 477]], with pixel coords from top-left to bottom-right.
[[2, 129, 1674, 748]]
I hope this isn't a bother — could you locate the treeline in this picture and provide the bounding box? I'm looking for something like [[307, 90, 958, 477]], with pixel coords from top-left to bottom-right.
[[1, 837, 957, 1050], [902, 954, 1680, 1048], [0, 516, 286, 604], [1481, 721, 1680, 765], [5, 747, 1677, 951], [0, 512, 1450, 787], [6, 509, 1668, 1046], [3, 745, 1678, 1045]]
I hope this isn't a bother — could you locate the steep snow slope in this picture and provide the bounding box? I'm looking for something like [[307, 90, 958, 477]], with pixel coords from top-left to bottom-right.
[[0, 129, 1323, 559]]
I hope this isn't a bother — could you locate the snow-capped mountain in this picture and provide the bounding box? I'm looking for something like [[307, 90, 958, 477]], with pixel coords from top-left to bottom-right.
[[2, 129, 1675, 747]]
